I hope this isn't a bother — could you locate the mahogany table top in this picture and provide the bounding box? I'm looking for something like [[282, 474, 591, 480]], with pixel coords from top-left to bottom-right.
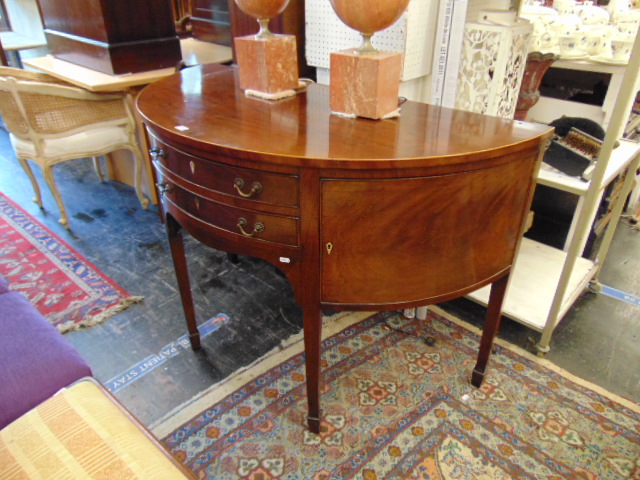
[[137, 64, 552, 171]]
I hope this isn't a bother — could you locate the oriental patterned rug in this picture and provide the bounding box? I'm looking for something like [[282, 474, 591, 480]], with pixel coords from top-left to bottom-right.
[[0, 192, 143, 332], [153, 309, 640, 480]]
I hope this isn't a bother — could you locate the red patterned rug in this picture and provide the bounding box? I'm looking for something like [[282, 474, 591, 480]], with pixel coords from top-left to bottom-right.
[[0, 192, 143, 332], [153, 309, 640, 479]]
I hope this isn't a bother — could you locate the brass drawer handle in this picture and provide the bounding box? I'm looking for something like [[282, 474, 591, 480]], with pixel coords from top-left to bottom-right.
[[156, 182, 173, 196], [234, 178, 263, 198], [237, 217, 265, 237], [149, 147, 165, 161]]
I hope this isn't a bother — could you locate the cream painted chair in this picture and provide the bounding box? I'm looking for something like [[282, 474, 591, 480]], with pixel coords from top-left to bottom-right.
[[0, 67, 149, 228]]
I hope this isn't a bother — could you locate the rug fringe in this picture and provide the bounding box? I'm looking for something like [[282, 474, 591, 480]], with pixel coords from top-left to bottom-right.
[[56, 296, 144, 334]]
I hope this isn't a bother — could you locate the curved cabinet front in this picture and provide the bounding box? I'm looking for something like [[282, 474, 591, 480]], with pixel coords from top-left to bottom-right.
[[320, 153, 538, 306], [137, 64, 553, 434]]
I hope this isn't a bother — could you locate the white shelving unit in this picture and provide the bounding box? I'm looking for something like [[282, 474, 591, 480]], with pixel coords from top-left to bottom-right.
[[468, 22, 640, 354], [468, 139, 640, 333], [538, 139, 640, 251], [527, 59, 627, 130], [468, 238, 597, 331]]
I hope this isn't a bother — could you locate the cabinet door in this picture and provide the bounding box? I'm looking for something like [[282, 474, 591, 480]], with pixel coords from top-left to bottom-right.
[[320, 158, 535, 306]]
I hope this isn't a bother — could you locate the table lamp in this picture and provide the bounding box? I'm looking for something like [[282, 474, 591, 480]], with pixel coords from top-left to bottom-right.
[[234, 0, 299, 99], [329, 0, 410, 119]]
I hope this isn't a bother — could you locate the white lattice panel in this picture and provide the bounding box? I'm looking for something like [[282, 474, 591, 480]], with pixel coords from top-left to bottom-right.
[[455, 20, 532, 118], [305, 0, 438, 80]]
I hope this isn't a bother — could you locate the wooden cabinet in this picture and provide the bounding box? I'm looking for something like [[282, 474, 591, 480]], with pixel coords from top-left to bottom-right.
[[190, 0, 232, 45], [137, 64, 552, 432], [36, 0, 181, 74]]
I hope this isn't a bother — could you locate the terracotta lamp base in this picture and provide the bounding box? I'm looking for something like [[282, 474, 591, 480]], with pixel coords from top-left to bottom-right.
[[330, 49, 403, 120], [235, 34, 299, 95]]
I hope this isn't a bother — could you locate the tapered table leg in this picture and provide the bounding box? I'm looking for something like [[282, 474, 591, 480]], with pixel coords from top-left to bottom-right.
[[303, 305, 322, 434], [166, 215, 201, 350], [472, 273, 510, 388]]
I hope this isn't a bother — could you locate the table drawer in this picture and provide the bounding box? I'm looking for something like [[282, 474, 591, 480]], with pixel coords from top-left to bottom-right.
[[150, 140, 299, 207], [162, 181, 299, 247]]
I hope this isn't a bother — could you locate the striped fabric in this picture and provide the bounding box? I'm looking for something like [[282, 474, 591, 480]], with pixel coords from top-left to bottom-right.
[[0, 379, 190, 479]]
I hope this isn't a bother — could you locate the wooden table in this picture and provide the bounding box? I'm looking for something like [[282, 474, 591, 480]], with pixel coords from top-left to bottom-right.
[[23, 40, 233, 204], [23, 40, 233, 91], [0, 31, 46, 68], [137, 64, 553, 433], [23, 55, 176, 92], [23, 55, 177, 204]]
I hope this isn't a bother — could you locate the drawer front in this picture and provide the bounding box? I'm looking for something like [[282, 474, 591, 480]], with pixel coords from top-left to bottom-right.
[[150, 139, 299, 207], [162, 181, 299, 247]]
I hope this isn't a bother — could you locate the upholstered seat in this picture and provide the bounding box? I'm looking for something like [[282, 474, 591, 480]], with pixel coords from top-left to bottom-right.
[[0, 274, 92, 430], [10, 125, 131, 159], [0, 67, 149, 228], [0, 378, 193, 479]]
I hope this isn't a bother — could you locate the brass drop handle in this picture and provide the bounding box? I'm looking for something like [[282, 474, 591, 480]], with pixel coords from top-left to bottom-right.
[[156, 182, 173, 196], [234, 178, 263, 198], [149, 147, 165, 161], [237, 217, 265, 237]]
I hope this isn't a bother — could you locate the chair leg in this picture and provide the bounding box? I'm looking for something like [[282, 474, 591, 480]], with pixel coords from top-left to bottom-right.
[[127, 146, 150, 210], [42, 165, 69, 228], [17, 158, 43, 209], [92, 157, 105, 182]]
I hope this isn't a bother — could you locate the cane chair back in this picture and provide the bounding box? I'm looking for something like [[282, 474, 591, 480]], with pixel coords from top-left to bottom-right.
[[0, 67, 149, 227]]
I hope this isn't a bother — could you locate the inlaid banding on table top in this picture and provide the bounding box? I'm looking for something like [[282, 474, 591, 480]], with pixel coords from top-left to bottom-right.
[[138, 65, 552, 170]]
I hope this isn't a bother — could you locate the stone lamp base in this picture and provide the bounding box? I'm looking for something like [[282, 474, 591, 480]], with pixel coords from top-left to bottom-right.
[[235, 34, 299, 96], [330, 49, 403, 120]]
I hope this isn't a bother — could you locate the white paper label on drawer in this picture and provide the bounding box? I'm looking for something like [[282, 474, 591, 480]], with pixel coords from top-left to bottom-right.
[[175, 125, 190, 131], [279, 257, 291, 263]]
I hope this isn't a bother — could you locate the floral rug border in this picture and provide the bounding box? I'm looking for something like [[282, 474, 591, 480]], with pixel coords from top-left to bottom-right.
[[151, 306, 640, 440]]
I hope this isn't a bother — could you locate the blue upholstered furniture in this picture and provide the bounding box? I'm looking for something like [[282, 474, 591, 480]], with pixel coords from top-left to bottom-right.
[[0, 274, 92, 428]]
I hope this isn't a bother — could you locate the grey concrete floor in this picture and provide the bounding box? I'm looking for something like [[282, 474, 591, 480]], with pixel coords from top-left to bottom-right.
[[0, 129, 638, 427]]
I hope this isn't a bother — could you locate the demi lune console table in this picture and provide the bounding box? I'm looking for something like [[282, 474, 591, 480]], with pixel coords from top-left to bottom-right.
[[137, 64, 553, 433]]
